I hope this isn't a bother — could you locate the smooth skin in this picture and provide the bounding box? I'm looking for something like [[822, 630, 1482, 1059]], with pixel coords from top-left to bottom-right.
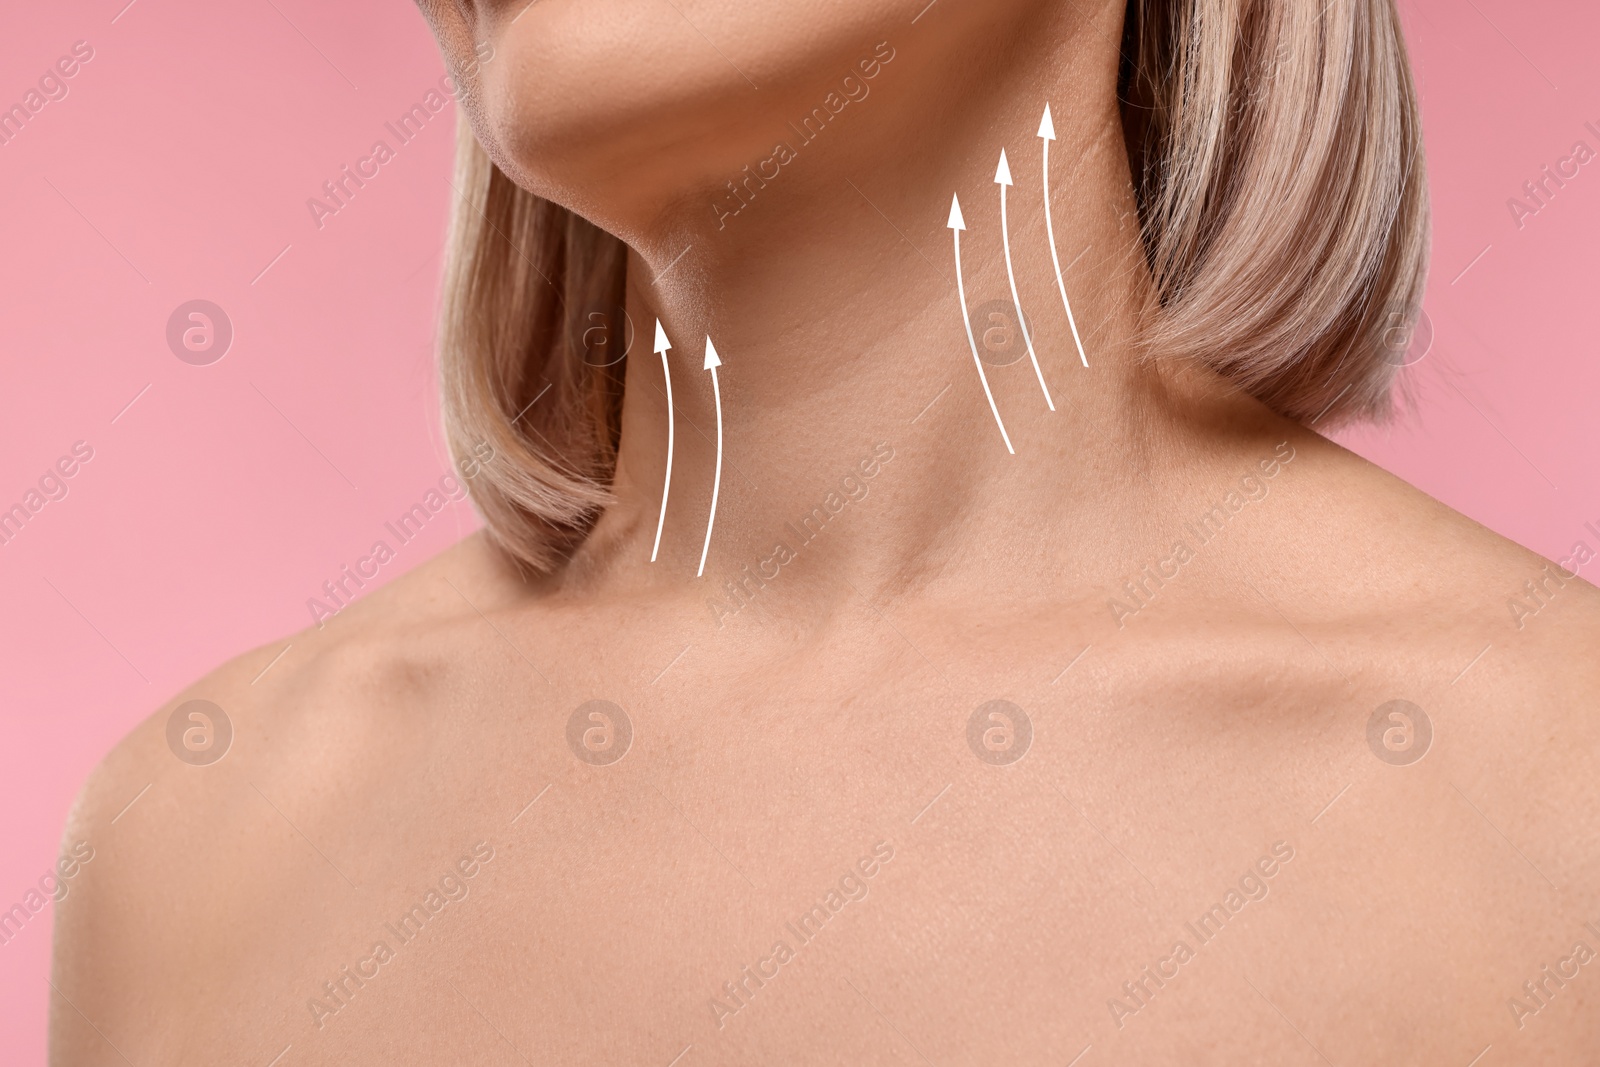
[[52, 0, 1600, 1063]]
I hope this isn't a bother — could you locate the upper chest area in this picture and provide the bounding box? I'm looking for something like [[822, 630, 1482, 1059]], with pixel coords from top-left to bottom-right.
[[162, 603, 1600, 1065]]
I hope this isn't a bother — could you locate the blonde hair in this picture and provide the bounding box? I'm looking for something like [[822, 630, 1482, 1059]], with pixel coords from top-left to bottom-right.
[[439, 0, 1429, 573]]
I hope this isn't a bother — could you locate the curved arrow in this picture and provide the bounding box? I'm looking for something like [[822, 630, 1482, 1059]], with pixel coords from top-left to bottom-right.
[[948, 193, 1014, 454], [1039, 105, 1089, 367], [650, 319, 676, 563], [997, 148, 1054, 409], [697, 336, 724, 577]]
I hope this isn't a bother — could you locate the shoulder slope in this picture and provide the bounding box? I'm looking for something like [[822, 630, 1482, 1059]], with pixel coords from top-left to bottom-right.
[[1275, 427, 1600, 698], [60, 530, 523, 849], [49, 630, 296, 1061], [49, 531, 528, 1059]]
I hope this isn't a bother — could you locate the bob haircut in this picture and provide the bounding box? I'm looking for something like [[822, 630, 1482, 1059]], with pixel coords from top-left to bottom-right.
[[436, 0, 1429, 573]]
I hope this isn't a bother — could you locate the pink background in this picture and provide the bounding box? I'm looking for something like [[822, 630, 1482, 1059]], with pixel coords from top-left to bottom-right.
[[0, 0, 1595, 1059]]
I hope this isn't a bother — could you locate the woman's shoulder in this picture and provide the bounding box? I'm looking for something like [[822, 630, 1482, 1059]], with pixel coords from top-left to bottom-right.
[[62, 530, 527, 828], [49, 531, 529, 1056], [1234, 430, 1600, 831], [67, 531, 513, 799], [1204, 428, 1596, 704], [1278, 429, 1600, 654]]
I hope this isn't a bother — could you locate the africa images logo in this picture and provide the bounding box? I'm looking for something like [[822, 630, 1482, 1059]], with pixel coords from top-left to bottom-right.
[[164, 699, 233, 766], [1365, 699, 1431, 767], [966, 699, 1032, 766], [567, 700, 633, 766], [165, 300, 233, 366]]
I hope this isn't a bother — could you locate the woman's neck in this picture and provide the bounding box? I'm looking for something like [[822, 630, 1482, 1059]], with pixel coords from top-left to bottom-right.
[[566, 3, 1267, 602]]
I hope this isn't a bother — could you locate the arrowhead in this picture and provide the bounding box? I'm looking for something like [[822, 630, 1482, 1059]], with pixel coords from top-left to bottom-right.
[[654, 319, 671, 353], [946, 193, 966, 230], [994, 149, 1013, 186], [703, 336, 722, 370], [1038, 104, 1056, 141]]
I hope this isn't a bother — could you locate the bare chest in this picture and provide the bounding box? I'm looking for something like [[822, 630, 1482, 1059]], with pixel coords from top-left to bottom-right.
[[190, 645, 1599, 1065]]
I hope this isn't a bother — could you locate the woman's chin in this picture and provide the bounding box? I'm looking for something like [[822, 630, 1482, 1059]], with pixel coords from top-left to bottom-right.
[[463, 0, 906, 220]]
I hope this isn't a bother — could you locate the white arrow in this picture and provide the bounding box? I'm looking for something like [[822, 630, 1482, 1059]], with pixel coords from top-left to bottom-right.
[[650, 319, 676, 563], [697, 336, 724, 577], [1039, 104, 1089, 367], [948, 193, 1014, 454], [996, 148, 1054, 410]]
